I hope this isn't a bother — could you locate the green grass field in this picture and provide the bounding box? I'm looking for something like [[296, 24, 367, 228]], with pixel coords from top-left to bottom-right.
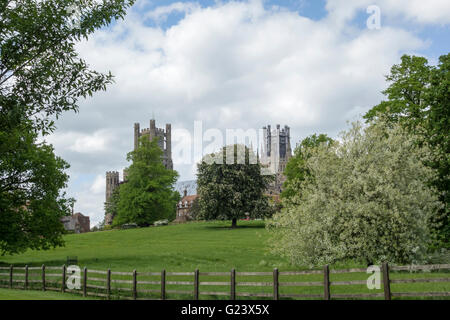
[[0, 288, 93, 300], [0, 220, 284, 271], [0, 220, 448, 300]]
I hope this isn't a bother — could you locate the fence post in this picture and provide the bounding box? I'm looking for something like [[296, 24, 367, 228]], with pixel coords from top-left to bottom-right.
[[83, 267, 87, 297], [273, 268, 279, 300], [194, 269, 199, 300], [323, 265, 330, 300], [25, 265, 28, 290], [382, 262, 391, 300], [42, 264, 46, 291], [107, 269, 111, 300], [133, 269, 137, 300], [161, 270, 166, 300], [230, 269, 236, 300], [9, 265, 13, 289], [62, 265, 66, 293]]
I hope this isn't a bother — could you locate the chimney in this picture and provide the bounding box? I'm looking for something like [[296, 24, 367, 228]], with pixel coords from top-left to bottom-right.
[[183, 189, 187, 198]]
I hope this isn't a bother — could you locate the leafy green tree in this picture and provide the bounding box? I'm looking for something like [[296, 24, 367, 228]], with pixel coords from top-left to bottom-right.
[[425, 54, 450, 248], [282, 134, 333, 202], [1, 0, 135, 133], [0, 0, 135, 254], [0, 120, 71, 255], [196, 144, 273, 228], [364, 53, 449, 248], [363, 55, 431, 130], [113, 137, 179, 227], [268, 118, 440, 267]]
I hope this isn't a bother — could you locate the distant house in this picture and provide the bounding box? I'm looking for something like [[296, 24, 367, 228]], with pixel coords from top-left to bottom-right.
[[176, 189, 198, 222], [61, 212, 90, 233]]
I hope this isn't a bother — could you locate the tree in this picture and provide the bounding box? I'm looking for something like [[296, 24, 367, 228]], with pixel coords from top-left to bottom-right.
[[113, 137, 179, 227], [425, 54, 450, 248], [0, 120, 71, 254], [363, 55, 431, 130], [1, 0, 135, 133], [282, 134, 333, 202], [196, 144, 273, 228], [364, 53, 450, 248], [0, 0, 135, 254], [268, 119, 440, 267]]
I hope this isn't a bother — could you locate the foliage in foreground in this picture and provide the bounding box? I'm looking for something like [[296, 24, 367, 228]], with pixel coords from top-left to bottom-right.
[[0, 121, 70, 255], [268, 119, 441, 267], [0, 0, 135, 254], [1, 0, 135, 133], [364, 54, 450, 248]]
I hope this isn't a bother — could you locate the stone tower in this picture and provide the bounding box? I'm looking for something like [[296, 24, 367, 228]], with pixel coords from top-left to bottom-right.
[[133, 119, 173, 170], [105, 171, 119, 225], [105, 171, 119, 203], [261, 124, 292, 194]]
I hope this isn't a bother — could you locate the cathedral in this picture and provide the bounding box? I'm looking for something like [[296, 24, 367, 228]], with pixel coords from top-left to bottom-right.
[[104, 120, 292, 224]]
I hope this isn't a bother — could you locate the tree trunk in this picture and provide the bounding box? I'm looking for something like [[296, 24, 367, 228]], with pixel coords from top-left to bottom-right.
[[231, 218, 237, 228]]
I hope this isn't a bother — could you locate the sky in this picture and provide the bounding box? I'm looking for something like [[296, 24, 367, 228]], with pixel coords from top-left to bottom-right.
[[44, 0, 450, 226]]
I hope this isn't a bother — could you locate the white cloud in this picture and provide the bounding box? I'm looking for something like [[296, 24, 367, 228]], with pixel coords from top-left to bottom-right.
[[45, 129, 114, 154], [75, 0, 425, 131], [69, 132, 109, 153], [90, 174, 106, 194], [48, 0, 440, 225]]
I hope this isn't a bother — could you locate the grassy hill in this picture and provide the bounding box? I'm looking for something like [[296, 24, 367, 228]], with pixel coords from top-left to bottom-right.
[[0, 220, 287, 272]]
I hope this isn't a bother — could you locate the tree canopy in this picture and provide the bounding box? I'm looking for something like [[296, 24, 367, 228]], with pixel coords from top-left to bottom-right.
[[364, 55, 431, 129], [0, 0, 135, 254], [196, 144, 274, 228], [1, 0, 135, 134], [112, 137, 179, 227], [0, 121, 71, 255], [364, 53, 449, 248], [268, 119, 440, 267]]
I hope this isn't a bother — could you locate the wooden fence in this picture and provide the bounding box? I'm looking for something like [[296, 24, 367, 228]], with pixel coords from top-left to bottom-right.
[[0, 263, 449, 300]]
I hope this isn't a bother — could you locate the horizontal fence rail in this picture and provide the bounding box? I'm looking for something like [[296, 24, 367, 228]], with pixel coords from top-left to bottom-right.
[[0, 263, 449, 300]]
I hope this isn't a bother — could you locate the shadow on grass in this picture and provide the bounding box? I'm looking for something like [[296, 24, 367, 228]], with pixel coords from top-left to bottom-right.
[[0, 256, 142, 269], [0, 254, 225, 271], [204, 223, 266, 230], [0, 259, 67, 268]]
